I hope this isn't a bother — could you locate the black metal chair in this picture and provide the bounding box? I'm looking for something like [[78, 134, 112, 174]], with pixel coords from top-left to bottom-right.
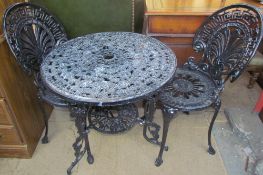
[[3, 2, 69, 144], [154, 4, 263, 166], [3, 2, 139, 143]]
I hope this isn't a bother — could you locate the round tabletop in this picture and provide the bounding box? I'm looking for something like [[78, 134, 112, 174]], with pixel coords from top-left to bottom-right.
[[40, 32, 177, 105]]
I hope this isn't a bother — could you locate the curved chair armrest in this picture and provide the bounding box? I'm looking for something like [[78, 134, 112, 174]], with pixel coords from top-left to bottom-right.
[[183, 56, 209, 72], [183, 57, 199, 69]]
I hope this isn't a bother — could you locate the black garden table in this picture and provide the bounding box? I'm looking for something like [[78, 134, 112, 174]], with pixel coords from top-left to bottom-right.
[[40, 32, 177, 174]]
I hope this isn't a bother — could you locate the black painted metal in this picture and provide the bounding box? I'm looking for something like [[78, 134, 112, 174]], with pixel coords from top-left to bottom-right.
[[160, 68, 217, 111], [88, 104, 139, 134], [67, 105, 94, 175], [40, 32, 177, 105], [2, 2, 141, 155], [3, 2, 68, 75], [207, 99, 221, 155], [155, 105, 177, 167], [157, 4, 263, 166], [39, 31, 177, 172], [142, 97, 168, 151], [2, 2, 69, 144]]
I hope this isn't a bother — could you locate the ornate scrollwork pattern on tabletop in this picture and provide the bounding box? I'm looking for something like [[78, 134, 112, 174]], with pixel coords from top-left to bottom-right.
[[41, 32, 177, 105]]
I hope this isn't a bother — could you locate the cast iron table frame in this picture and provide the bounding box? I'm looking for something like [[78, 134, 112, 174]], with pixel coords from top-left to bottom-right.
[[40, 32, 177, 174]]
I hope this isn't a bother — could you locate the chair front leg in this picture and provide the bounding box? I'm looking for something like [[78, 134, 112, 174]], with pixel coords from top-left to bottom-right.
[[155, 105, 177, 167], [208, 98, 221, 155], [37, 96, 49, 144]]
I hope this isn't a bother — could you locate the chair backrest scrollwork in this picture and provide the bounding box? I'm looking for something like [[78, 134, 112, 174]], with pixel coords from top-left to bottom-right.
[[192, 4, 263, 85], [3, 2, 68, 75]]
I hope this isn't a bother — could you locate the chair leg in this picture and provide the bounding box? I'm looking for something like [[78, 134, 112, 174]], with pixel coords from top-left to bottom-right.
[[208, 99, 221, 155], [155, 106, 176, 167], [38, 98, 49, 144], [183, 111, 190, 115]]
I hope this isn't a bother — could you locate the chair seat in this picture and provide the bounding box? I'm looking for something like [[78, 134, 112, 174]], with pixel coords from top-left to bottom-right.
[[38, 80, 68, 108], [159, 68, 217, 111]]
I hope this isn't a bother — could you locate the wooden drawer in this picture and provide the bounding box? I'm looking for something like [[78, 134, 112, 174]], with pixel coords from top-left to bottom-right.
[[0, 98, 13, 125], [154, 36, 194, 45], [0, 127, 22, 145], [148, 15, 207, 34]]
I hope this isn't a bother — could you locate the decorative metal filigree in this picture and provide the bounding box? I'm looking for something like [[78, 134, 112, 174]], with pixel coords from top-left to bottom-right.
[[41, 32, 177, 105], [193, 4, 263, 84], [3, 2, 67, 75], [167, 72, 205, 99], [162, 4, 263, 109], [67, 106, 93, 175], [88, 104, 139, 134], [142, 98, 168, 150], [156, 4, 263, 167], [2, 2, 68, 147], [4, 2, 177, 172], [160, 69, 217, 111]]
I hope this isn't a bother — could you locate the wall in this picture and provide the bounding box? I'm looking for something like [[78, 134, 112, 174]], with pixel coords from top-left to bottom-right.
[[30, 0, 144, 38]]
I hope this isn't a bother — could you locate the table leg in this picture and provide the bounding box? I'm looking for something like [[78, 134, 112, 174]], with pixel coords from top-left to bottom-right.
[[155, 105, 177, 167], [67, 106, 94, 175], [142, 97, 168, 151]]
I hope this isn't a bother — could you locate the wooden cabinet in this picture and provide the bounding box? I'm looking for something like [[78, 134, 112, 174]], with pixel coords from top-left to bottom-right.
[[0, 127, 22, 145], [143, 0, 263, 67], [0, 99, 13, 125], [0, 0, 52, 158], [0, 39, 50, 158]]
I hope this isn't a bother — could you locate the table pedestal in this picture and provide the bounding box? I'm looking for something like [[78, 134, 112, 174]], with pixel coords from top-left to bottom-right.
[[143, 98, 168, 151], [67, 106, 94, 175], [66, 99, 165, 174]]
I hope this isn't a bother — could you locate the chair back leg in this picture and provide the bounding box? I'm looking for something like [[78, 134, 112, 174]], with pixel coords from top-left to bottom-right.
[[208, 99, 221, 155]]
